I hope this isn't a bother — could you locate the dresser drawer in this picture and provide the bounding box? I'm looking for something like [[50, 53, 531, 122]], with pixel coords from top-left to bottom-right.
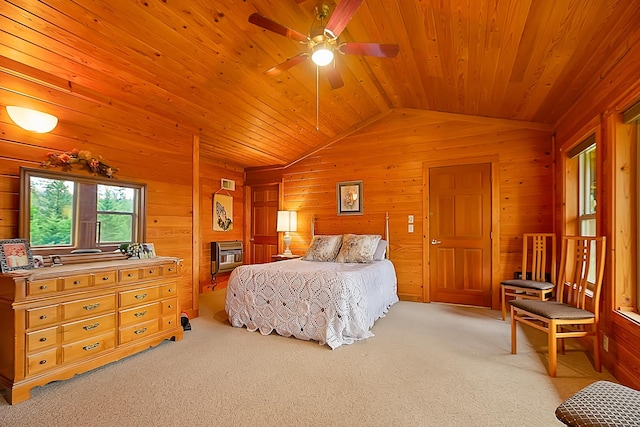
[[26, 279, 58, 296], [161, 283, 178, 298], [161, 314, 178, 330], [140, 266, 161, 279], [26, 348, 59, 376], [119, 319, 159, 344], [161, 298, 177, 315], [62, 274, 91, 291], [62, 313, 116, 343], [27, 305, 59, 329], [94, 270, 117, 286], [119, 286, 160, 308], [62, 295, 116, 320], [162, 263, 178, 277], [62, 332, 115, 364], [119, 267, 140, 284], [27, 326, 58, 352], [119, 302, 160, 327]]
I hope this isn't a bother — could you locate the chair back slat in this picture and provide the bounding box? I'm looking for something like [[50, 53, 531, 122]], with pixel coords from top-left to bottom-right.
[[522, 233, 556, 283], [556, 236, 606, 313]]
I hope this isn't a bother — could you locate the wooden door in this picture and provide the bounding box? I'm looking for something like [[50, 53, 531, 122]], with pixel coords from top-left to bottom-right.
[[250, 184, 279, 264], [428, 163, 492, 307]]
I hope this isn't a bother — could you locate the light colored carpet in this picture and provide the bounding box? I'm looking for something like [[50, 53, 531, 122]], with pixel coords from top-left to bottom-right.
[[0, 290, 617, 426]]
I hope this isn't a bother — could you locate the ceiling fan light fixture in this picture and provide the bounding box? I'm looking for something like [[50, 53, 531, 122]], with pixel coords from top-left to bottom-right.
[[311, 44, 334, 66], [6, 106, 58, 133]]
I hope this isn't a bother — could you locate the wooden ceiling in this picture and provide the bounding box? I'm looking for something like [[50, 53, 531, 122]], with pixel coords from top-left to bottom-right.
[[2, 0, 639, 168]]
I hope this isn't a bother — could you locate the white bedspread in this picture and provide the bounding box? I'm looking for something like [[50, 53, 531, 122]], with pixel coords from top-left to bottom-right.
[[225, 259, 398, 349]]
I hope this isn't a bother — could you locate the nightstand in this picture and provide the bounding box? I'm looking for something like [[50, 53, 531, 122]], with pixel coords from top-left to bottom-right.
[[271, 254, 301, 262]]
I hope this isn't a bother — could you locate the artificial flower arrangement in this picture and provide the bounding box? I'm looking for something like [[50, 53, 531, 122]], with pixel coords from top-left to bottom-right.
[[41, 148, 118, 178]]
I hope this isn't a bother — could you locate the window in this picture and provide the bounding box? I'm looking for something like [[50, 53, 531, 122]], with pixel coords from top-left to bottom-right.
[[578, 145, 597, 284], [20, 168, 146, 254]]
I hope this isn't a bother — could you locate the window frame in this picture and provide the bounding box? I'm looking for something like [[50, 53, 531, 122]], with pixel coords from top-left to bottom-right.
[[19, 167, 147, 256]]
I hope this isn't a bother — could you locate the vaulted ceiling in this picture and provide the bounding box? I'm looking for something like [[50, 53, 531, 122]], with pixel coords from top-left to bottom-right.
[[2, 0, 639, 168]]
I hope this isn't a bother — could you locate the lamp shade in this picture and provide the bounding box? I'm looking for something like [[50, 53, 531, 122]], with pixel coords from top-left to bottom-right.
[[276, 211, 297, 232], [6, 106, 58, 133]]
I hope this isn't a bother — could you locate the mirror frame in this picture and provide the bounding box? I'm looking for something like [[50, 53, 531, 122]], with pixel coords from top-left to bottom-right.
[[19, 167, 147, 255]]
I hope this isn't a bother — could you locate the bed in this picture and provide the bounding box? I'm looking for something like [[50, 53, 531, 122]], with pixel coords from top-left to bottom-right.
[[225, 214, 398, 349]]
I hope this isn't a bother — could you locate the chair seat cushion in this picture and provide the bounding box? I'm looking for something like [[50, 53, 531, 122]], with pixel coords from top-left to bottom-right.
[[509, 299, 594, 319], [501, 279, 554, 291], [555, 380, 640, 426]]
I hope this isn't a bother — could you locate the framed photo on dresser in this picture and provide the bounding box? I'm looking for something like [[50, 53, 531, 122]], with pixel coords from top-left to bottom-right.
[[0, 239, 34, 272]]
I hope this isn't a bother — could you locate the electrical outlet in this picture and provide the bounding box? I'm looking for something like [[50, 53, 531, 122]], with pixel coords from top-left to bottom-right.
[[603, 335, 609, 352], [408, 224, 414, 233]]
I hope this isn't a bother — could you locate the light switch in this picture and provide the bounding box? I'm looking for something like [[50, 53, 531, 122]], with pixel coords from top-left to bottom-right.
[[408, 215, 414, 224], [408, 224, 414, 233]]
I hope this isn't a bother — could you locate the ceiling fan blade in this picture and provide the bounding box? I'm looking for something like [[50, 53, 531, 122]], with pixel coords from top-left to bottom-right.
[[248, 13, 308, 43], [326, 64, 344, 89], [324, 0, 363, 38], [264, 52, 310, 76], [339, 42, 400, 58]]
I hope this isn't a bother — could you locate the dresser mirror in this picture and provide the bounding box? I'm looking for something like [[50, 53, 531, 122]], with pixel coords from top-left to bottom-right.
[[19, 167, 147, 256]]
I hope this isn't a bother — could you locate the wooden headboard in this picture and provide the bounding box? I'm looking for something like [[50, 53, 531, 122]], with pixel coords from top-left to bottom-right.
[[311, 212, 390, 259]]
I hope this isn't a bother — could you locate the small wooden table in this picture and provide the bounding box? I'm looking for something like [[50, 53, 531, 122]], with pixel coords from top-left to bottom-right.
[[271, 254, 301, 262]]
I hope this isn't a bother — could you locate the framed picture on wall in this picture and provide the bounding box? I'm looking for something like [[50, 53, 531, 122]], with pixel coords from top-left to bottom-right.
[[337, 180, 363, 216], [0, 239, 35, 272], [213, 193, 233, 231]]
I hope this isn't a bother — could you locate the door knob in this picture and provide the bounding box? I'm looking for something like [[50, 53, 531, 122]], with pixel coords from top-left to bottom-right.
[[431, 239, 442, 245]]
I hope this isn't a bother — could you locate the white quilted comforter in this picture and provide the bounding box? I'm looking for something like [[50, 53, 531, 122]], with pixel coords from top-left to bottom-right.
[[225, 259, 398, 349]]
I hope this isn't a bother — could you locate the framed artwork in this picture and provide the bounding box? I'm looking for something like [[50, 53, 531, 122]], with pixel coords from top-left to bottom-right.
[[213, 193, 233, 231], [337, 180, 363, 216], [141, 243, 156, 259], [0, 239, 34, 272]]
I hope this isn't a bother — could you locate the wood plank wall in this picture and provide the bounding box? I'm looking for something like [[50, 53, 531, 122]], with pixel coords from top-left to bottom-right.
[[553, 33, 640, 389], [198, 155, 244, 293], [0, 65, 224, 318], [249, 109, 554, 304]]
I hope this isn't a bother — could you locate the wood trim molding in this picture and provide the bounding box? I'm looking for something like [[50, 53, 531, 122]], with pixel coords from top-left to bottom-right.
[[191, 133, 200, 317]]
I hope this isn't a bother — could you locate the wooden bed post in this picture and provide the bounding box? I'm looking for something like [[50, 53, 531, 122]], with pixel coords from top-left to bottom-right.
[[385, 211, 390, 259]]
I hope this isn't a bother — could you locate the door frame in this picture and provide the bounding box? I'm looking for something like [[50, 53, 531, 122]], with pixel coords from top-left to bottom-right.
[[422, 155, 501, 309]]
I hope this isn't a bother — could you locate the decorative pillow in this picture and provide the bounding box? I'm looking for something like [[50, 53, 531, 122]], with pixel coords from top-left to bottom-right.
[[335, 234, 382, 263], [373, 240, 388, 261], [303, 235, 343, 262]]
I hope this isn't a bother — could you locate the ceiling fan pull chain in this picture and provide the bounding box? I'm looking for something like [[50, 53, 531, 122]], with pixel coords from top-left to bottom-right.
[[316, 65, 320, 132]]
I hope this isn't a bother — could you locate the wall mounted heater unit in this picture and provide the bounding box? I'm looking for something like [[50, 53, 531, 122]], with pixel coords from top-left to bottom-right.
[[211, 241, 243, 274], [221, 178, 236, 191]]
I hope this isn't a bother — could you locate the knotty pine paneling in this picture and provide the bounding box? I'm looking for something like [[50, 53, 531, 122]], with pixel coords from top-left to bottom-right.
[[198, 155, 244, 292], [250, 108, 554, 302], [0, 88, 199, 317], [554, 33, 640, 389]]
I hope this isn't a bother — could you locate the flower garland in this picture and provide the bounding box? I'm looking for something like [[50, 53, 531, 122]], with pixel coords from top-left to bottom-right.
[[41, 148, 118, 178]]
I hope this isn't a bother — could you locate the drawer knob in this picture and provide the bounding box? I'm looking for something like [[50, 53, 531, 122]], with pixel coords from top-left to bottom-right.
[[148, 270, 155, 274], [40, 337, 47, 342], [83, 322, 100, 331], [168, 268, 174, 272], [168, 321, 173, 325], [40, 285, 47, 290], [168, 288, 174, 293], [134, 310, 148, 318], [73, 280, 81, 285], [168, 305, 173, 309], [39, 360, 47, 365], [40, 315, 47, 320], [134, 293, 148, 300], [127, 273, 134, 277], [83, 303, 100, 311], [134, 327, 147, 335], [83, 342, 100, 351], [102, 276, 109, 281]]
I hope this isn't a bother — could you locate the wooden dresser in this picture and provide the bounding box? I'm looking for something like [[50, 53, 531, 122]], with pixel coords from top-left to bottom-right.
[[0, 256, 183, 404]]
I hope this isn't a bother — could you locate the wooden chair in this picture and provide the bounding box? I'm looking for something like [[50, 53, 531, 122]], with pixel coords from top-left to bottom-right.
[[510, 235, 606, 377], [501, 233, 557, 320]]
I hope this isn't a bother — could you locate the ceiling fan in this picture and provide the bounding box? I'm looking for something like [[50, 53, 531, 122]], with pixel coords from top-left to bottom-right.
[[248, 0, 399, 89]]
